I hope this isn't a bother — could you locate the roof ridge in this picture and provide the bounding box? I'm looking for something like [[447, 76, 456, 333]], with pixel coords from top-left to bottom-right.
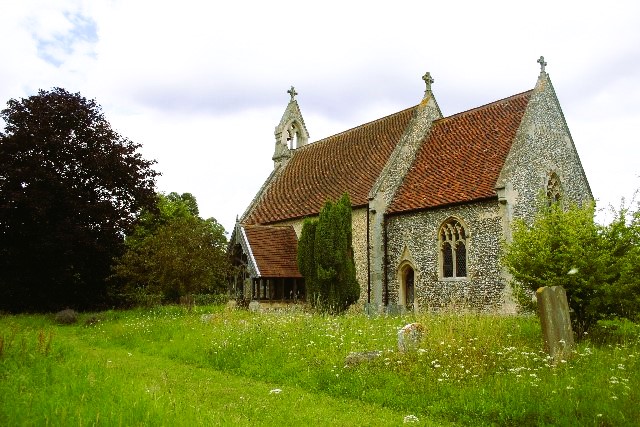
[[438, 89, 533, 122], [298, 105, 418, 150]]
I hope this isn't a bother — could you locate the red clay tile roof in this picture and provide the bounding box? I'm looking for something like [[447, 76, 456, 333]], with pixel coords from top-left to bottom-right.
[[243, 225, 302, 278], [244, 107, 417, 224], [387, 91, 532, 214]]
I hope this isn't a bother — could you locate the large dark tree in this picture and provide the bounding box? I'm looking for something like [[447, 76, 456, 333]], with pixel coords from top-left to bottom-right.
[[0, 88, 159, 312]]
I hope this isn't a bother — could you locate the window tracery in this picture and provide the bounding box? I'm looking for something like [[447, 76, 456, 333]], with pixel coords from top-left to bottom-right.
[[439, 219, 467, 279], [546, 172, 562, 205]]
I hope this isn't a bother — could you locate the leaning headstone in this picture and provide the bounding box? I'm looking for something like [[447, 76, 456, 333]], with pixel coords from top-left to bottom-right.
[[536, 286, 574, 363], [397, 322, 425, 353]]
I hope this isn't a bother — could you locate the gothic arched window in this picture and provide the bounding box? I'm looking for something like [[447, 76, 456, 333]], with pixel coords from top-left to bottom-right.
[[439, 219, 467, 279], [546, 172, 562, 205]]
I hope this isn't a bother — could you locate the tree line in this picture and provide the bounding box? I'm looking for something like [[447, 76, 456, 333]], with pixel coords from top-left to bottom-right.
[[0, 88, 229, 312]]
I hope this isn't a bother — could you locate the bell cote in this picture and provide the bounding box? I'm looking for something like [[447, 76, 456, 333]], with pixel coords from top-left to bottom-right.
[[273, 86, 310, 168]]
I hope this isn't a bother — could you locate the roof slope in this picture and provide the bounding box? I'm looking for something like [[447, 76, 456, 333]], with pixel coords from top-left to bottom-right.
[[245, 107, 416, 224], [387, 91, 532, 214], [243, 225, 302, 278]]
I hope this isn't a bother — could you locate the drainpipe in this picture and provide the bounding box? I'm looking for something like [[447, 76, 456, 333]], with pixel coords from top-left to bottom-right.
[[366, 202, 371, 304], [383, 213, 389, 307]]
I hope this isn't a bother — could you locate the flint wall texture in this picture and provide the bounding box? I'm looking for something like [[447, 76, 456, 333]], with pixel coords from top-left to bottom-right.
[[497, 73, 592, 223], [386, 200, 507, 311]]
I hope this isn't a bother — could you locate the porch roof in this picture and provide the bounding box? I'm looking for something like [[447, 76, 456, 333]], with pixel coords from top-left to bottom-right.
[[241, 224, 302, 278]]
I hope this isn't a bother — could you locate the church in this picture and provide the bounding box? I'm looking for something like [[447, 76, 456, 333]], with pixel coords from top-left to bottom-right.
[[229, 57, 592, 313]]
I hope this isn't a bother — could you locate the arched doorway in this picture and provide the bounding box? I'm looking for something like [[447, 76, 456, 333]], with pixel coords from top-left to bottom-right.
[[401, 266, 415, 310]]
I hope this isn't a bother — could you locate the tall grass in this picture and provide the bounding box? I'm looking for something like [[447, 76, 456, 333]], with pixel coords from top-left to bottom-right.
[[1, 306, 638, 426]]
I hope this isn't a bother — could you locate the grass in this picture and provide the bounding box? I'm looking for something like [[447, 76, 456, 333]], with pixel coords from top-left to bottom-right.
[[1, 305, 638, 426]]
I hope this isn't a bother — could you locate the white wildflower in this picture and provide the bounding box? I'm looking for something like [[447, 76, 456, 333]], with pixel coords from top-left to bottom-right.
[[403, 415, 419, 423], [269, 388, 282, 394]]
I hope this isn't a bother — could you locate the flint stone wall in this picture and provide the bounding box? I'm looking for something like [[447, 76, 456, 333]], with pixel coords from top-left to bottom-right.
[[386, 200, 509, 311], [497, 73, 592, 225]]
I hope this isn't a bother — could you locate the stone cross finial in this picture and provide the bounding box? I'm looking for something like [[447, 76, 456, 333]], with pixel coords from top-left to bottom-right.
[[537, 56, 547, 74], [287, 86, 298, 101], [422, 72, 434, 93]]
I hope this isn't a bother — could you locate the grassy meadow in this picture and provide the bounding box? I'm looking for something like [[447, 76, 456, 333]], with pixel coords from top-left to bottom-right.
[[1, 305, 638, 426]]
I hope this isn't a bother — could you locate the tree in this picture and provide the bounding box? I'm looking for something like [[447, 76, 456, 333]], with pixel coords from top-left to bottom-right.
[[297, 218, 318, 303], [297, 193, 359, 313], [111, 192, 230, 304], [502, 200, 640, 333], [0, 88, 159, 312]]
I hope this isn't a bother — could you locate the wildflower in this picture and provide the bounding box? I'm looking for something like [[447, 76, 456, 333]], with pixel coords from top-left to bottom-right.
[[403, 415, 419, 423], [568, 267, 579, 275], [269, 388, 282, 394]]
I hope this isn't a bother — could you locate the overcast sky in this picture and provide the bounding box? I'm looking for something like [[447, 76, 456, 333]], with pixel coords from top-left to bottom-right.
[[2, 0, 639, 232]]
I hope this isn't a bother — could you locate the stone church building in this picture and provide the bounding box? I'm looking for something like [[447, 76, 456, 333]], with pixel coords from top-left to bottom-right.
[[230, 58, 592, 313]]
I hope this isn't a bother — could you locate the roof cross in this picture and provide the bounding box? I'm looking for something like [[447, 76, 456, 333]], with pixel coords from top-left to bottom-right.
[[287, 86, 298, 101], [537, 56, 547, 73], [422, 72, 434, 93]]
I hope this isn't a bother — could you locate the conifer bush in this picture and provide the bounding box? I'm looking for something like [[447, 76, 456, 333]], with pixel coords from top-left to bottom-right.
[[297, 193, 359, 313]]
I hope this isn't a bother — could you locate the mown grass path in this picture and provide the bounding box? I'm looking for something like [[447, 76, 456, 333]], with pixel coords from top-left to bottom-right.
[[2, 306, 639, 426], [1, 310, 444, 426]]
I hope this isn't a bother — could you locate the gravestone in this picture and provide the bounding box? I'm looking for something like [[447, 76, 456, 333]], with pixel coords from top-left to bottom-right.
[[536, 286, 574, 363], [397, 322, 425, 352]]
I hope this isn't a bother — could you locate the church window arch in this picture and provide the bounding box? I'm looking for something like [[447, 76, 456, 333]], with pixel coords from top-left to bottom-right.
[[439, 218, 468, 279], [546, 172, 562, 205]]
